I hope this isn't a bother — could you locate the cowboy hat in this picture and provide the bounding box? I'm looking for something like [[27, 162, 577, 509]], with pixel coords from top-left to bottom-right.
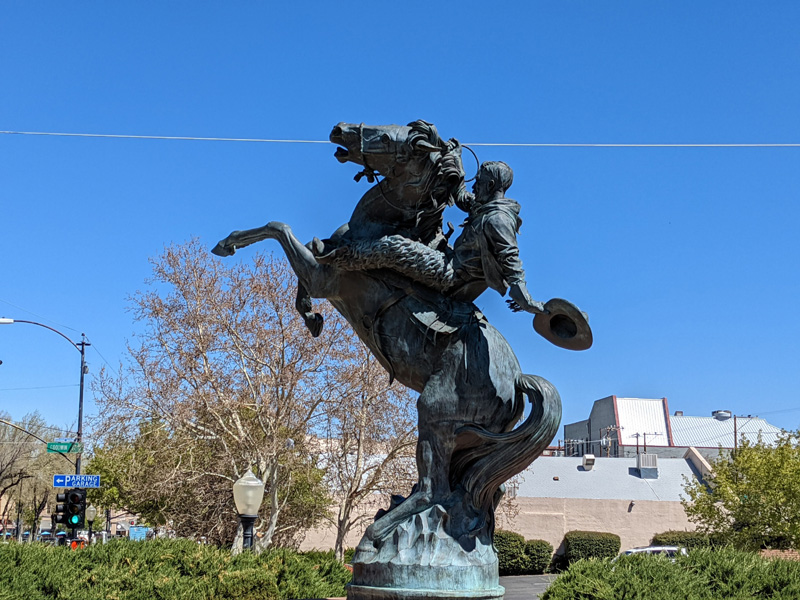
[[533, 298, 593, 351]]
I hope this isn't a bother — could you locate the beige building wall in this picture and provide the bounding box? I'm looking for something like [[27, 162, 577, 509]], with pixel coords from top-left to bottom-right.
[[512, 497, 695, 553], [300, 496, 695, 554], [300, 501, 380, 552]]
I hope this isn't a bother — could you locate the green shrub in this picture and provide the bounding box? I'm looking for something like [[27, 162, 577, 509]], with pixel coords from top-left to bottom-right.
[[563, 530, 620, 563], [343, 547, 356, 564], [524, 539, 554, 574], [494, 529, 527, 575], [493, 530, 554, 575], [542, 546, 800, 600], [0, 538, 351, 600], [651, 530, 713, 550]]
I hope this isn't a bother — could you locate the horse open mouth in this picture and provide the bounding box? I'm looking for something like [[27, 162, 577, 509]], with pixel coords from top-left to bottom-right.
[[334, 146, 350, 163]]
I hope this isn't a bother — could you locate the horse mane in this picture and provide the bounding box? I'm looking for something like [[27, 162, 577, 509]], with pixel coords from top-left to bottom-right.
[[406, 119, 446, 151]]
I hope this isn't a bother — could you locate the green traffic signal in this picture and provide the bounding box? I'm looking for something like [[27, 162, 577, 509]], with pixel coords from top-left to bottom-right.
[[63, 488, 87, 529]]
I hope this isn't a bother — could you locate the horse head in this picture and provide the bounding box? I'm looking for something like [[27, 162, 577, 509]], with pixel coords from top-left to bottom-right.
[[330, 121, 467, 245], [330, 120, 450, 175]]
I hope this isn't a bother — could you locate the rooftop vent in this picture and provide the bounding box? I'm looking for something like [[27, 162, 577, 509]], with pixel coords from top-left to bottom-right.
[[674, 410, 684, 416], [712, 410, 732, 421], [637, 453, 658, 469], [582, 454, 596, 470]]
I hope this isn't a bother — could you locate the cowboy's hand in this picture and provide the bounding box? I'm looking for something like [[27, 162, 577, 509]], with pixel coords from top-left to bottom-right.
[[509, 283, 547, 315]]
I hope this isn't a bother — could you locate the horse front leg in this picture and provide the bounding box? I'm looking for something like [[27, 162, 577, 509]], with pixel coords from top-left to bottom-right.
[[213, 222, 333, 299], [212, 225, 275, 257]]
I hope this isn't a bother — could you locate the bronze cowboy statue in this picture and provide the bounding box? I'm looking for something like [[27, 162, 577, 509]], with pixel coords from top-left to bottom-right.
[[213, 121, 591, 600]]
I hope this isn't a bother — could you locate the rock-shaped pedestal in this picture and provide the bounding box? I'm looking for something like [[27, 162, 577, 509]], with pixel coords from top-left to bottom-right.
[[348, 504, 504, 600]]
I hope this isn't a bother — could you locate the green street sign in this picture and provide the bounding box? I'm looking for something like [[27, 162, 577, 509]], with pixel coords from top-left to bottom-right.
[[46, 442, 83, 454]]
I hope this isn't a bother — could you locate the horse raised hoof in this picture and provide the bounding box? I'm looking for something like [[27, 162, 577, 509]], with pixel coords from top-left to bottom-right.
[[211, 238, 236, 257], [303, 312, 324, 338]]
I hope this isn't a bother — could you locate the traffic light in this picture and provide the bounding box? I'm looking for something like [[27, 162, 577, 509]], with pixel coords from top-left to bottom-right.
[[55, 493, 68, 526], [56, 488, 86, 529]]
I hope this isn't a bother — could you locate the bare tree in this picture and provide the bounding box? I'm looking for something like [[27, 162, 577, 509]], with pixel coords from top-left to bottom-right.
[[493, 474, 522, 531], [319, 342, 417, 560], [0, 412, 71, 538], [92, 240, 363, 549], [0, 413, 48, 514]]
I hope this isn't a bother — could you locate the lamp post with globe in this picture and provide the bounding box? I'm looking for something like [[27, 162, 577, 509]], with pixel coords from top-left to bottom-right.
[[86, 505, 97, 544], [233, 469, 265, 551]]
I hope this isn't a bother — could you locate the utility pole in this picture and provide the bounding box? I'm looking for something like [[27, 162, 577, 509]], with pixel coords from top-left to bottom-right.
[[603, 426, 623, 457], [633, 433, 641, 455], [76, 334, 89, 475]]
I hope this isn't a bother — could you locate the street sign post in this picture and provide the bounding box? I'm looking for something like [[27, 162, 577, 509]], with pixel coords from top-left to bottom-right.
[[52, 474, 101, 488], [47, 442, 83, 453]]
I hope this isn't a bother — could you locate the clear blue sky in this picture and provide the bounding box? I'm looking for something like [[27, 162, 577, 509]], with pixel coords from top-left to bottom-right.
[[2, 2, 799, 443]]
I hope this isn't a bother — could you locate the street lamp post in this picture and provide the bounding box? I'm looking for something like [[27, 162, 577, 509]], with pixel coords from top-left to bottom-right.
[[233, 469, 265, 551], [86, 505, 97, 544], [0, 318, 89, 474]]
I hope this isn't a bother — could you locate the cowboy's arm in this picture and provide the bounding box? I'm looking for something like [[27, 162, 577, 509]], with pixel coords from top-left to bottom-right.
[[483, 218, 546, 314]]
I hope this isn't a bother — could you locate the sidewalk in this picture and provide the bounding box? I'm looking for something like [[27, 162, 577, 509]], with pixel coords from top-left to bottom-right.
[[500, 574, 558, 600]]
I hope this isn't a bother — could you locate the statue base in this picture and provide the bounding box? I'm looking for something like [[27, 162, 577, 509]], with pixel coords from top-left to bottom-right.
[[347, 584, 504, 600], [348, 503, 502, 600]]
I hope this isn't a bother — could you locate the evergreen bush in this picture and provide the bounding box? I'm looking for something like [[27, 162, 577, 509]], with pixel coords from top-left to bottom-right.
[[563, 530, 621, 563], [493, 530, 554, 575], [524, 539, 554, 574], [0, 538, 351, 600], [494, 529, 528, 575], [542, 546, 800, 600], [651, 530, 713, 550]]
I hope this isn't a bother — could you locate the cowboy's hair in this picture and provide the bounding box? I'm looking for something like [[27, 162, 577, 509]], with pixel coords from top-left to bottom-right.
[[481, 161, 513, 193]]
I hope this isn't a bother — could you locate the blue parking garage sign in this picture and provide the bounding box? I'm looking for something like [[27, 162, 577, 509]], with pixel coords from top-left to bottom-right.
[[52, 474, 101, 488]]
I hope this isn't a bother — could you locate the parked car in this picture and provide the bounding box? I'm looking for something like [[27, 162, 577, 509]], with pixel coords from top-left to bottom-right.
[[622, 546, 688, 559]]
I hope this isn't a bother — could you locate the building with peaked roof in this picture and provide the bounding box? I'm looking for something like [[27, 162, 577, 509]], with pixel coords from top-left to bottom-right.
[[563, 396, 783, 461]]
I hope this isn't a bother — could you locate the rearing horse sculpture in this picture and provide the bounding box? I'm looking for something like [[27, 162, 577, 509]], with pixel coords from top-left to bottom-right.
[[214, 121, 565, 600]]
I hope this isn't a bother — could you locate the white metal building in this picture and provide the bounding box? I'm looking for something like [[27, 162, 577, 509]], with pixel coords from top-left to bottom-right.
[[563, 396, 783, 461]]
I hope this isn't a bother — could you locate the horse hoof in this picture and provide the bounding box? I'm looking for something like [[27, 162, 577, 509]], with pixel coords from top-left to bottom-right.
[[305, 313, 324, 338], [211, 242, 234, 257]]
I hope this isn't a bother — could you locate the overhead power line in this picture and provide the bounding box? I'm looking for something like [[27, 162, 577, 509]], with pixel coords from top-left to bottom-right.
[[2, 130, 800, 148], [0, 384, 79, 392]]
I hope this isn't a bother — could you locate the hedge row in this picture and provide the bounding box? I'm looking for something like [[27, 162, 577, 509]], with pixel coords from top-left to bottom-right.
[[564, 530, 621, 563], [494, 530, 553, 575], [0, 538, 351, 600], [542, 546, 800, 600], [651, 530, 714, 549]]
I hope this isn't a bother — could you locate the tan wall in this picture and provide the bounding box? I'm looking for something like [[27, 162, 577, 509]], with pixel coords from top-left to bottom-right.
[[512, 497, 695, 553], [300, 497, 695, 554], [300, 503, 379, 552]]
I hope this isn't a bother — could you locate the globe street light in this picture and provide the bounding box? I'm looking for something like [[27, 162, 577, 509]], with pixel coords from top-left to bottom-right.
[[232, 469, 265, 550], [86, 505, 97, 544], [0, 318, 89, 474]]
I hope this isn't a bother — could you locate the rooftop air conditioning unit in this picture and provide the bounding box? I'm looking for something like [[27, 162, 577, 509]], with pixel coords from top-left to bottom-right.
[[582, 454, 596, 470], [637, 453, 658, 469]]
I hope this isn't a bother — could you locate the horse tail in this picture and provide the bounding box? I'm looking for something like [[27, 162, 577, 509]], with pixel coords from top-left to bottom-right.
[[451, 374, 562, 516]]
